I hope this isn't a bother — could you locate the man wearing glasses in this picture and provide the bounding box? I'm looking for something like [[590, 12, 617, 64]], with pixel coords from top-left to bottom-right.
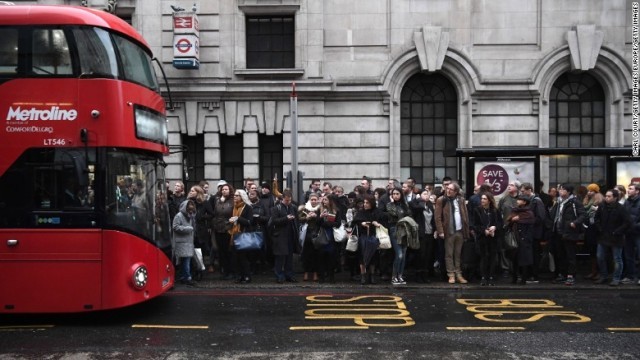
[[435, 182, 471, 284]]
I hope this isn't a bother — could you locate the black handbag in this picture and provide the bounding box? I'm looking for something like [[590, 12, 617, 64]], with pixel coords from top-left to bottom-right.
[[503, 228, 518, 250], [312, 228, 330, 249]]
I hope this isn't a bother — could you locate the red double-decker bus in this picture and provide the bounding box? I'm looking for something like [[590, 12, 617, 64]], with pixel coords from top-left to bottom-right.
[[0, 5, 174, 313]]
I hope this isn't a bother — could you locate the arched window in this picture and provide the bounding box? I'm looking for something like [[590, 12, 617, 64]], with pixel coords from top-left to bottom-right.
[[400, 73, 458, 185], [549, 72, 605, 186]]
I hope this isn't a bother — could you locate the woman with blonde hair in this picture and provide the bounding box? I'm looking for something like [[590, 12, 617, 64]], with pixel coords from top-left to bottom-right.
[[583, 183, 604, 280]]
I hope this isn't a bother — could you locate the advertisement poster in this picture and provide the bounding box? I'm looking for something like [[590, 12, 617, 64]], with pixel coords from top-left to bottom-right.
[[474, 160, 535, 199], [615, 160, 640, 186]]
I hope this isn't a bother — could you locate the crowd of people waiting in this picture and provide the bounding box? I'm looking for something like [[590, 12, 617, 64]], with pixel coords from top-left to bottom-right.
[[166, 175, 640, 288]]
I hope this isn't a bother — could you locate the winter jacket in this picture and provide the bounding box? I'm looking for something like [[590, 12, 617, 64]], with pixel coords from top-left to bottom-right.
[[507, 207, 535, 266], [410, 198, 436, 236], [269, 202, 301, 256], [172, 200, 195, 259], [211, 197, 233, 233], [550, 195, 586, 241], [473, 205, 503, 242], [624, 195, 640, 236], [435, 195, 471, 240], [596, 201, 631, 247], [193, 199, 214, 248], [385, 200, 410, 226], [396, 216, 420, 249]]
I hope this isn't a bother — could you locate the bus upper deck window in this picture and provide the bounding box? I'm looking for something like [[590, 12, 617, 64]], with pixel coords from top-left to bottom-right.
[[32, 29, 72, 76], [0, 28, 18, 76], [73, 27, 118, 79]]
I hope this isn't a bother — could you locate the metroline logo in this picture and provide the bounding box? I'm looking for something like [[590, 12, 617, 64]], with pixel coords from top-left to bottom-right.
[[6, 106, 78, 121]]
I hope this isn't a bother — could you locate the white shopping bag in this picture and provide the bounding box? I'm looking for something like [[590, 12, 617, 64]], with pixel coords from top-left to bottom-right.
[[194, 248, 206, 271]]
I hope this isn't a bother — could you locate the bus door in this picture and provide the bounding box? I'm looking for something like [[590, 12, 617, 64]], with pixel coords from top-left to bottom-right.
[[0, 148, 102, 313]]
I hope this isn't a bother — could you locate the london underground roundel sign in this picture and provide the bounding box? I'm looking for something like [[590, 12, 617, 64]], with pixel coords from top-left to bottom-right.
[[175, 38, 192, 53]]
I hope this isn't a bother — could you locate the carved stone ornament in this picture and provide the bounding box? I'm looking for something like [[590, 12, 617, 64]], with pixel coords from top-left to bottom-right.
[[567, 25, 603, 71], [413, 26, 449, 72]]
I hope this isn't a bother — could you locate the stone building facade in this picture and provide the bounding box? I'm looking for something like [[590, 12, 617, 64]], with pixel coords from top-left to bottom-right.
[[52, 0, 634, 194]]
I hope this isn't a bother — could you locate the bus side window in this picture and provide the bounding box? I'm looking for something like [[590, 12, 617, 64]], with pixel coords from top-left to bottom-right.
[[32, 29, 72, 76], [0, 28, 18, 76]]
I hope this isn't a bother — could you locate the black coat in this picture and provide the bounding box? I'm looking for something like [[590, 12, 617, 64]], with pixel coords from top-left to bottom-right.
[[269, 202, 301, 256], [624, 195, 640, 236], [410, 198, 436, 236], [250, 201, 270, 232], [550, 196, 586, 241], [193, 199, 214, 247], [473, 205, 503, 241], [595, 201, 631, 247], [353, 208, 387, 237]]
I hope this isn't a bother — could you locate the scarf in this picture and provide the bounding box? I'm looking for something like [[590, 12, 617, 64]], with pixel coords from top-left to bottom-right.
[[304, 201, 320, 212], [228, 200, 245, 237]]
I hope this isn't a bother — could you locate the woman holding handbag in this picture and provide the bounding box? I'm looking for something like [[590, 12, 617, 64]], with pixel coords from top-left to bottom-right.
[[229, 190, 254, 283], [506, 195, 536, 284], [354, 194, 387, 285]]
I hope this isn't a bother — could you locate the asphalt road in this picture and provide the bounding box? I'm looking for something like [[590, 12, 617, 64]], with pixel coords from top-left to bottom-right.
[[1, 284, 639, 359]]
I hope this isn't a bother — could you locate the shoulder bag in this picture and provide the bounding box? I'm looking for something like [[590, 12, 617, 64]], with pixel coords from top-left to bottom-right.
[[503, 227, 518, 250], [312, 227, 330, 249], [234, 231, 264, 251], [376, 225, 391, 249], [333, 222, 347, 242], [345, 226, 359, 252]]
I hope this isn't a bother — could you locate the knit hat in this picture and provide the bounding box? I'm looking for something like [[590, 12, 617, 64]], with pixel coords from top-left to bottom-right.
[[216, 180, 228, 188], [261, 181, 271, 191], [587, 183, 600, 193]]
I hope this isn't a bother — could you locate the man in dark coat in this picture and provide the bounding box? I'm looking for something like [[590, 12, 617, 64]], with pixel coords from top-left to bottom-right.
[[269, 191, 300, 283], [622, 183, 640, 284], [596, 189, 631, 286], [549, 183, 586, 286]]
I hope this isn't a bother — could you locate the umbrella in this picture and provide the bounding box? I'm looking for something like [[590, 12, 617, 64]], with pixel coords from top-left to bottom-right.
[[359, 230, 379, 267]]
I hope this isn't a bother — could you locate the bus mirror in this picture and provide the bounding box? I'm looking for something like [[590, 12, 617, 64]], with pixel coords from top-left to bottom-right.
[[80, 128, 88, 144]]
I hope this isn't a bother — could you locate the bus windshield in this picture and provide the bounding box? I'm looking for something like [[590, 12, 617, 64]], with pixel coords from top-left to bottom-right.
[[105, 150, 171, 251]]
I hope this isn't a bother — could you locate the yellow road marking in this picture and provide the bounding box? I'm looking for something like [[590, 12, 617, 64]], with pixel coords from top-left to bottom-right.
[[457, 299, 591, 323], [447, 326, 526, 331], [131, 324, 209, 329], [0, 325, 54, 331], [606, 328, 640, 332], [290, 325, 369, 330]]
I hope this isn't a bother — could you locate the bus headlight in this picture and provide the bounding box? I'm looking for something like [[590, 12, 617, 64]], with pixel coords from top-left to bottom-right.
[[132, 264, 148, 289]]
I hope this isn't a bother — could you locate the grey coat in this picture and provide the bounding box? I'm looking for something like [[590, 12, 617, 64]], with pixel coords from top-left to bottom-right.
[[172, 200, 195, 258]]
